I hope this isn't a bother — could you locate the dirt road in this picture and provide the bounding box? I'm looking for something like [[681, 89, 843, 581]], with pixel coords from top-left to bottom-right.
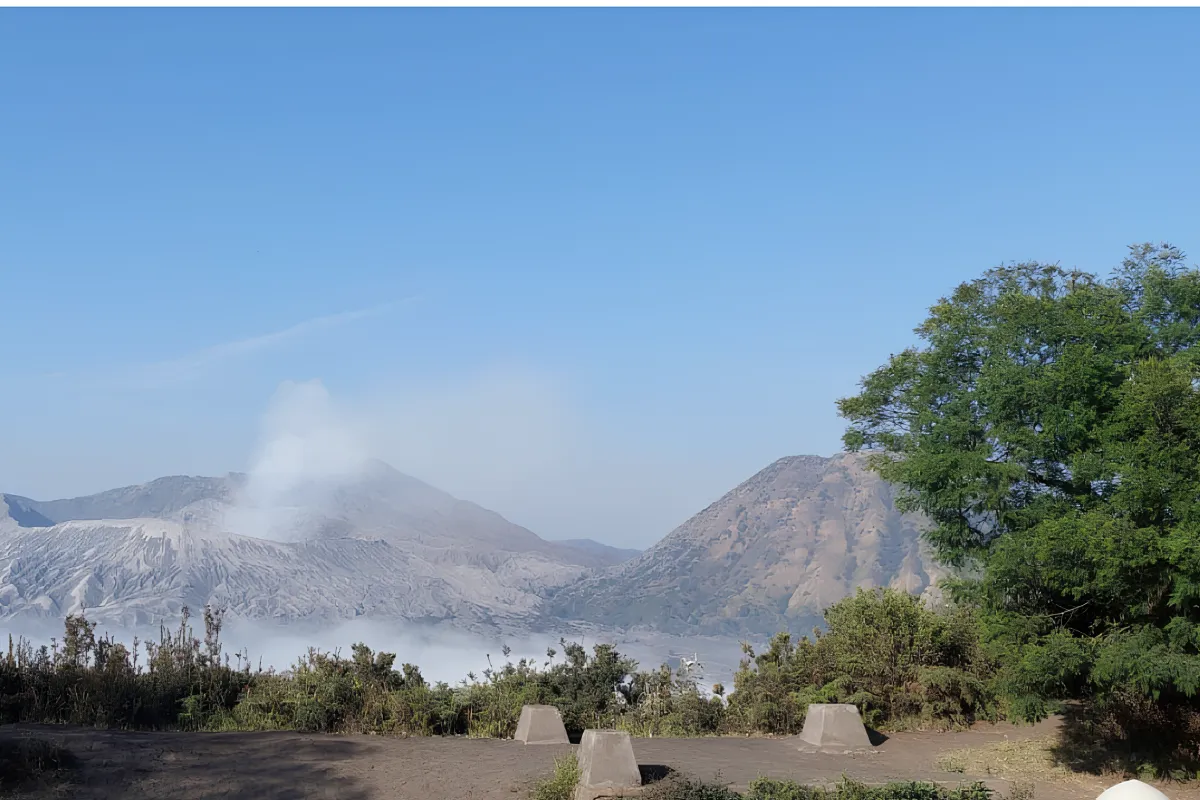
[[0, 718, 1185, 800]]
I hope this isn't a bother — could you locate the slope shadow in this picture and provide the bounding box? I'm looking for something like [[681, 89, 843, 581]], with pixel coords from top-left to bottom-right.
[[2, 726, 373, 800]]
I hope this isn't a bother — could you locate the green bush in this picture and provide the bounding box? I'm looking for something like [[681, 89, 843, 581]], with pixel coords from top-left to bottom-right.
[[644, 775, 742, 800], [618, 663, 726, 737], [727, 589, 997, 734], [0, 595, 993, 740], [529, 753, 580, 800], [0, 607, 246, 730], [1051, 689, 1200, 779], [626, 778, 999, 800], [745, 779, 994, 800], [0, 610, 720, 737]]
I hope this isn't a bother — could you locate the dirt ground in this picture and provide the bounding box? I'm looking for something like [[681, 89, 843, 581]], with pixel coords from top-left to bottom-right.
[[0, 717, 1192, 800]]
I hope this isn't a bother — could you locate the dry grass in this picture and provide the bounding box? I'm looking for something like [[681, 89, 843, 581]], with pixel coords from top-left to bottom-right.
[[935, 736, 1084, 785]]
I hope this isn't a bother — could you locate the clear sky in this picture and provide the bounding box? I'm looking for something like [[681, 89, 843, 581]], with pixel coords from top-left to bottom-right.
[[2, 9, 1199, 548]]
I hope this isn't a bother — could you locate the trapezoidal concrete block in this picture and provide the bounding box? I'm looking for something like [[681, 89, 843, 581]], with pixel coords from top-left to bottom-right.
[[514, 704, 569, 744], [573, 729, 642, 800], [1096, 780, 1170, 800], [796, 703, 873, 753]]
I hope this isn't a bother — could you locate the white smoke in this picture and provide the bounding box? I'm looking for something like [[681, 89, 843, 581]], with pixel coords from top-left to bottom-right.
[[226, 379, 370, 542], [216, 367, 762, 551], [222, 370, 584, 543], [247, 380, 369, 497]]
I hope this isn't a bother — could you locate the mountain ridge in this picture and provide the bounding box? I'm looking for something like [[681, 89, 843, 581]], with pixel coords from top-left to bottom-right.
[[545, 452, 943, 636], [553, 539, 642, 563], [0, 462, 631, 630], [2, 475, 239, 527], [0, 454, 943, 638]]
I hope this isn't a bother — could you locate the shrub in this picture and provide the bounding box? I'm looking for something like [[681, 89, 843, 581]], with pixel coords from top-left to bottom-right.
[[1052, 690, 1200, 779], [618, 663, 726, 737], [0, 606, 246, 730], [727, 589, 997, 733], [630, 778, 1000, 800], [0, 597, 992, 741], [541, 641, 639, 737], [529, 754, 580, 800], [644, 775, 742, 800], [0, 611, 716, 737], [744, 779, 995, 800]]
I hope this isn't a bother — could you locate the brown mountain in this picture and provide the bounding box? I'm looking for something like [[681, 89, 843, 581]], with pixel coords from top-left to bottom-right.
[[546, 452, 945, 636]]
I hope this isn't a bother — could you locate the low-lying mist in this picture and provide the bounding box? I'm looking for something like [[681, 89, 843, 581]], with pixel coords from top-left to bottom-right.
[[220, 619, 564, 681], [3, 615, 749, 691], [2, 616, 550, 684]]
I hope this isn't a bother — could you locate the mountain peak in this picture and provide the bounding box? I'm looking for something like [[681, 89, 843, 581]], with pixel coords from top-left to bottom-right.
[[0, 462, 607, 628], [546, 452, 941, 637]]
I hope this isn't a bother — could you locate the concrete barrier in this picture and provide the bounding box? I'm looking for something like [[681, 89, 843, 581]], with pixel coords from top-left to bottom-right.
[[796, 703, 873, 753], [573, 729, 642, 800], [1096, 780, 1170, 800], [514, 704, 569, 745]]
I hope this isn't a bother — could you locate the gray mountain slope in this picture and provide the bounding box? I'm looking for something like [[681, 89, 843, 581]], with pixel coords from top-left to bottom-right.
[[0, 518, 578, 629], [544, 452, 944, 637], [0, 461, 620, 629], [0, 495, 55, 528], [554, 539, 641, 564], [2, 462, 621, 567], [4, 476, 241, 525]]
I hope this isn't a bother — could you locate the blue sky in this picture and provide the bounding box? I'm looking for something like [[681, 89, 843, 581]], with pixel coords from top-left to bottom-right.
[[2, 9, 1199, 547]]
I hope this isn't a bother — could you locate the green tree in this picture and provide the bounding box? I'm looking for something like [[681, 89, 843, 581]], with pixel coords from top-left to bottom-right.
[[541, 641, 638, 736], [838, 243, 1200, 720]]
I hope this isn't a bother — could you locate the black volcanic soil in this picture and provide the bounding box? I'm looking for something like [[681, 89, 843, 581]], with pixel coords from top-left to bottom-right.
[[0, 717, 1181, 800]]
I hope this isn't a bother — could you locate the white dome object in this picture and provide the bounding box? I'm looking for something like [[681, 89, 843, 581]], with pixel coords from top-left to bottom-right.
[[1096, 780, 1170, 800]]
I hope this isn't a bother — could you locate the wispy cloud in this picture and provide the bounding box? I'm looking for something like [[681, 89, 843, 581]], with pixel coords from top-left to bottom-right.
[[138, 303, 401, 387], [46, 298, 419, 391]]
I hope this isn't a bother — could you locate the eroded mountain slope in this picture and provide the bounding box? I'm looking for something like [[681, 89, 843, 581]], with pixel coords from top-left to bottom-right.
[[546, 453, 943, 636]]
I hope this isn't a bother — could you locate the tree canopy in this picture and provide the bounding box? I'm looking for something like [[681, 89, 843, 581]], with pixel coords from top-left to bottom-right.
[[838, 243, 1200, 719]]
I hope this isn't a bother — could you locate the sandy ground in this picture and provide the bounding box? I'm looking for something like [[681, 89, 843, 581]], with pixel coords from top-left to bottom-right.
[[1, 717, 1192, 800]]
